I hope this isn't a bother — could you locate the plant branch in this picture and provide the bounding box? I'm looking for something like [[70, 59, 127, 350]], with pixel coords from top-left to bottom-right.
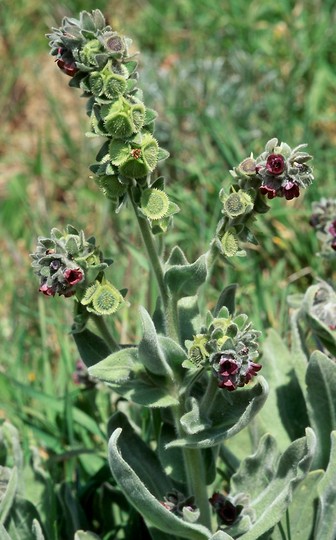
[[91, 314, 120, 353]]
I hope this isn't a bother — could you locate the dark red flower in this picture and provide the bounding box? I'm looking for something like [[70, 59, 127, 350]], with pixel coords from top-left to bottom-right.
[[259, 185, 277, 199], [266, 154, 285, 175], [64, 268, 83, 286], [209, 493, 243, 525], [56, 57, 79, 77], [282, 181, 300, 200], [39, 282, 56, 296], [243, 362, 262, 384], [328, 220, 336, 237], [217, 355, 240, 391]]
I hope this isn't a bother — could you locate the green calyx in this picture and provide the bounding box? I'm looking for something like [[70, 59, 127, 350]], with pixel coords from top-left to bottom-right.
[[220, 189, 253, 219], [81, 279, 124, 315], [109, 133, 159, 178], [140, 188, 170, 220], [103, 96, 145, 139]]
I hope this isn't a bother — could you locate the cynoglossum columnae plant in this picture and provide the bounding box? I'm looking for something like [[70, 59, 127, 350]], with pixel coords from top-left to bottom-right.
[[9, 8, 333, 540]]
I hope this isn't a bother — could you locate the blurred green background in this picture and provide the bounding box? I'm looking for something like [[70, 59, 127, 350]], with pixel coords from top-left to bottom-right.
[[0, 0, 335, 535]]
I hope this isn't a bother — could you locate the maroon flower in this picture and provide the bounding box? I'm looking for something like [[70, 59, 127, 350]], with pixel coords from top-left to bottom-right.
[[209, 493, 243, 525], [282, 181, 300, 200], [259, 185, 277, 199], [328, 220, 336, 237], [55, 49, 78, 77], [64, 268, 83, 286], [39, 282, 56, 296], [217, 355, 239, 391], [266, 154, 285, 175], [243, 362, 262, 384]]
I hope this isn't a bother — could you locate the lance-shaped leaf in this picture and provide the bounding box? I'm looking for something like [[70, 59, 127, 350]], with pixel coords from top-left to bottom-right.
[[72, 328, 112, 367], [214, 284, 238, 317], [166, 377, 268, 449], [74, 532, 101, 540], [88, 347, 139, 383], [257, 329, 308, 451], [178, 295, 202, 344], [273, 470, 323, 540], [314, 431, 336, 540], [108, 412, 173, 498], [226, 428, 316, 540], [108, 428, 211, 540], [89, 348, 179, 407], [138, 307, 174, 378], [164, 253, 208, 300], [0, 467, 18, 525], [306, 351, 336, 469]]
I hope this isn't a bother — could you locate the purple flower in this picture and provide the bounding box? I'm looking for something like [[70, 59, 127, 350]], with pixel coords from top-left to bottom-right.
[[282, 181, 300, 200], [266, 154, 285, 175], [64, 268, 83, 286]]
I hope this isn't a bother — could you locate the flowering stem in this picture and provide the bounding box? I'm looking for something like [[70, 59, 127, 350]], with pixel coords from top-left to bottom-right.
[[172, 404, 212, 530], [129, 189, 180, 342], [199, 374, 219, 418], [91, 314, 120, 353]]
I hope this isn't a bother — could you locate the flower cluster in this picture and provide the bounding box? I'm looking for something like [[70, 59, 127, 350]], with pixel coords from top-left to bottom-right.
[[31, 225, 124, 316], [185, 307, 262, 391], [310, 198, 336, 257], [234, 138, 314, 201], [47, 10, 178, 231], [160, 490, 199, 523], [214, 138, 314, 258]]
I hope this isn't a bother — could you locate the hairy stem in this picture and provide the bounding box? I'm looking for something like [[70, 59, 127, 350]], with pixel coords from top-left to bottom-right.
[[91, 314, 120, 352], [172, 405, 212, 530], [129, 188, 179, 342]]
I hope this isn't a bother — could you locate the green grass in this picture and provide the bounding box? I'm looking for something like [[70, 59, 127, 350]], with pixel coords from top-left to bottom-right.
[[1, 0, 335, 537]]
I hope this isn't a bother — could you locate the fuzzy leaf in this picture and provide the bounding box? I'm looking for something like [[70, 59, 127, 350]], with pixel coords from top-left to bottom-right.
[[306, 351, 336, 468], [88, 347, 138, 383], [164, 255, 208, 300], [32, 519, 45, 540], [138, 307, 174, 378], [230, 428, 316, 540], [107, 373, 179, 408], [257, 329, 309, 451], [108, 412, 173, 498], [274, 470, 323, 540], [214, 284, 237, 316], [178, 296, 202, 344], [315, 431, 336, 540], [209, 532, 234, 540], [74, 532, 101, 540], [108, 429, 211, 540], [0, 467, 18, 524], [157, 424, 187, 484], [167, 377, 268, 449], [72, 328, 112, 367]]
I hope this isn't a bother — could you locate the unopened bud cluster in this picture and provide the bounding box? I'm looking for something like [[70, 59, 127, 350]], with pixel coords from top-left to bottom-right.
[[310, 198, 336, 258], [214, 138, 314, 257], [47, 10, 178, 232], [185, 307, 261, 391], [31, 225, 124, 316]]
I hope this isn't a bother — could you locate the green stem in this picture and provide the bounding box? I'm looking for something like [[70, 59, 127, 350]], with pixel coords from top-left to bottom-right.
[[172, 405, 212, 531], [129, 189, 180, 342], [91, 314, 120, 352], [199, 373, 219, 418]]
